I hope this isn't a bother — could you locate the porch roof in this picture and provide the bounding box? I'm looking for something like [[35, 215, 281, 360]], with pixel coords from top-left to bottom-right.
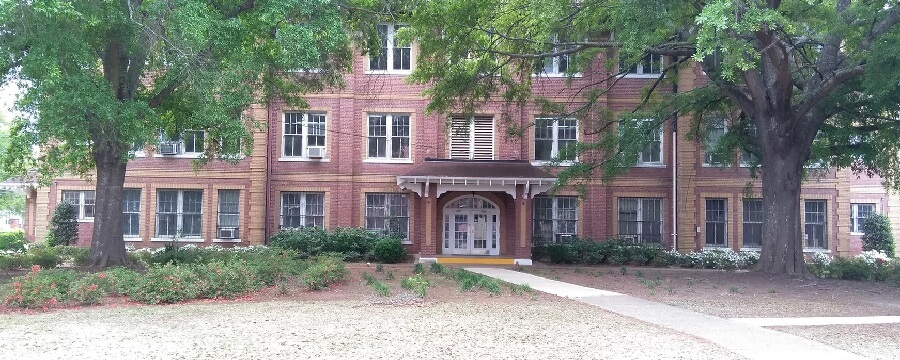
[[396, 158, 557, 199]]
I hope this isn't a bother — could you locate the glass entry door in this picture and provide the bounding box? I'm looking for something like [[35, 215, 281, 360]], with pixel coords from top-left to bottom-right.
[[443, 196, 500, 256]]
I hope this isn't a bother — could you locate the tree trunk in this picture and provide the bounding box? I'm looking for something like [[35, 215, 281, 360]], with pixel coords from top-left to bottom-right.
[[89, 145, 128, 268], [758, 145, 808, 275]]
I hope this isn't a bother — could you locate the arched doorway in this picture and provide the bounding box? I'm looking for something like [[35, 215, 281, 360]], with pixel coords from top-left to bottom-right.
[[442, 195, 500, 255]]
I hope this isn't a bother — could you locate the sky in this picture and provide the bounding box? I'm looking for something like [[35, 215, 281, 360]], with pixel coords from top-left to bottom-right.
[[0, 81, 18, 124]]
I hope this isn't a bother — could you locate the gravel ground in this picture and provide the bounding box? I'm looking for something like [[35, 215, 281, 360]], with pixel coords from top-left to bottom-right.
[[0, 300, 744, 360], [771, 324, 900, 360]]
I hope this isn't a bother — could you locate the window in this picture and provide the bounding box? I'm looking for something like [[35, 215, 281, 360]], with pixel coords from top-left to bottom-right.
[[217, 190, 240, 239], [123, 189, 141, 238], [534, 118, 578, 162], [740, 124, 758, 166], [535, 34, 570, 75], [130, 142, 145, 156], [282, 112, 327, 159], [367, 114, 411, 160], [280, 192, 325, 228], [365, 193, 410, 242], [182, 130, 205, 154], [533, 196, 578, 244], [705, 198, 727, 247], [742, 199, 762, 248], [851, 203, 876, 234], [369, 24, 411, 72], [448, 117, 494, 160], [705, 119, 728, 165], [805, 200, 827, 249], [158, 130, 205, 156], [218, 135, 243, 158], [61, 190, 95, 220], [617, 198, 662, 244], [620, 119, 662, 165], [620, 54, 663, 76], [155, 190, 203, 238]]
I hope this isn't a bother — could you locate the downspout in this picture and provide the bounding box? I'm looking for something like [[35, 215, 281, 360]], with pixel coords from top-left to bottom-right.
[[263, 102, 273, 245], [671, 56, 679, 251]]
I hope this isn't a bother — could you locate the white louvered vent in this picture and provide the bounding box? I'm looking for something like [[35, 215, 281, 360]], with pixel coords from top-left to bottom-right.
[[448, 117, 494, 160]]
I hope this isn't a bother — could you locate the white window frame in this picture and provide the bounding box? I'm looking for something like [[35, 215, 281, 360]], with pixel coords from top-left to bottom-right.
[[130, 141, 146, 158], [704, 120, 728, 166], [804, 200, 828, 249], [367, 23, 412, 74], [617, 198, 663, 244], [448, 117, 495, 160], [280, 192, 326, 229], [280, 112, 328, 161], [216, 190, 241, 242], [533, 117, 578, 165], [621, 119, 663, 166], [740, 125, 758, 167], [123, 189, 141, 239], [850, 203, 876, 235], [61, 190, 95, 221], [533, 34, 581, 78], [153, 189, 204, 242], [365, 193, 411, 244], [532, 196, 579, 244], [155, 130, 205, 159], [620, 54, 664, 78], [365, 114, 412, 163]]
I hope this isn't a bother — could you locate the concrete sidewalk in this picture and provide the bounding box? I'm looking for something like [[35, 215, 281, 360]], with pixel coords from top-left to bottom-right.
[[466, 267, 868, 360]]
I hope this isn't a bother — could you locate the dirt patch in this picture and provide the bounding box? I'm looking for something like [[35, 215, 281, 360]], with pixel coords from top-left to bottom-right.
[[521, 264, 900, 318]]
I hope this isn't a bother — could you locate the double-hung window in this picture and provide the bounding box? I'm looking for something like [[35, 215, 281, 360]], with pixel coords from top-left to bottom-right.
[[534, 118, 578, 163], [620, 119, 662, 165], [705, 198, 727, 247], [617, 198, 662, 244], [280, 192, 325, 228], [217, 190, 240, 240], [705, 119, 728, 165], [535, 34, 571, 76], [282, 112, 327, 159], [850, 203, 876, 234], [367, 114, 411, 161], [369, 24, 411, 72], [805, 200, 828, 249], [742, 199, 762, 248], [155, 190, 203, 238], [61, 190, 95, 220], [182, 130, 205, 155], [123, 189, 141, 238], [533, 196, 578, 244], [365, 193, 410, 242], [740, 124, 758, 166], [620, 54, 663, 76]]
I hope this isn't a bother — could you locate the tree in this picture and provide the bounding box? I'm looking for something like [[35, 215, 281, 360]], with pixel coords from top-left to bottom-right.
[[48, 201, 77, 247], [398, 0, 900, 275], [0, 0, 358, 267], [861, 213, 895, 257]]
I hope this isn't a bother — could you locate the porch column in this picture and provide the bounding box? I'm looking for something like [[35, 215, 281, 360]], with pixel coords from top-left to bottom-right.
[[515, 185, 533, 260], [420, 186, 438, 257]]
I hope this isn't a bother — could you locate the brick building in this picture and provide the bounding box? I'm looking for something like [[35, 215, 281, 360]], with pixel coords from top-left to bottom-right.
[[20, 35, 899, 264]]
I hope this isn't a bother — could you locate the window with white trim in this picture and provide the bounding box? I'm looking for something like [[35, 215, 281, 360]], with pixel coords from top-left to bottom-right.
[[535, 34, 571, 75], [742, 199, 762, 248], [535, 118, 578, 162], [156, 189, 203, 238], [448, 117, 494, 160], [123, 189, 141, 237], [367, 114, 411, 160], [620, 54, 663, 76], [740, 124, 758, 166], [61, 190, 95, 220], [705, 198, 727, 247], [280, 192, 325, 228], [217, 190, 240, 239], [158, 130, 205, 156], [369, 24, 411, 72], [365, 193, 410, 241], [282, 112, 327, 159], [705, 119, 728, 165], [805, 200, 828, 249], [620, 119, 662, 165], [617, 198, 662, 244], [851, 203, 875, 234], [533, 196, 578, 244]]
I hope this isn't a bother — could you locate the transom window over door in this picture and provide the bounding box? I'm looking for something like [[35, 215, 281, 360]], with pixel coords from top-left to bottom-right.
[[535, 118, 578, 162], [449, 117, 494, 160], [283, 112, 327, 159], [367, 114, 410, 160]]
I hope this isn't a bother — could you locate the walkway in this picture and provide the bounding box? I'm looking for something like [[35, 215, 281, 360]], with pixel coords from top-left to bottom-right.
[[465, 267, 868, 360]]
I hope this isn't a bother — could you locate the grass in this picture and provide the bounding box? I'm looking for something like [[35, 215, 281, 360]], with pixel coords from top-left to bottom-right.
[[362, 272, 392, 297], [729, 285, 742, 293]]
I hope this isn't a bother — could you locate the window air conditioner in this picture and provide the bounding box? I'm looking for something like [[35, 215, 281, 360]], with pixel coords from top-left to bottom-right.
[[307, 146, 326, 159], [218, 228, 236, 239], [159, 142, 181, 155]]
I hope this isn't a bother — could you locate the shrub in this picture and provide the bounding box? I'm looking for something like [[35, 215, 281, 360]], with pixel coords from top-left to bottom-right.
[[2, 267, 79, 309], [862, 214, 896, 257], [429, 262, 445, 274], [301, 256, 349, 290], [102, 267, 143, 296], [362, 272, 392, 297], [373, 238, 406, 264], [0, 254, 29, 270], [241, 248, 306, 286], [401, 273, 430, 298], [70, 273, 113, 305], [150, 244, 205, 266], [129, 264, 200, 304], [195, 260, 262, 299], [0, 231, 26, 253], [544, 244, 575, 264], [27, 247, 63, 269], [413, 263, 425, 274], [57, 246, 90, 266], [270, 227, 383, 261], [47, 202, 78, 247]]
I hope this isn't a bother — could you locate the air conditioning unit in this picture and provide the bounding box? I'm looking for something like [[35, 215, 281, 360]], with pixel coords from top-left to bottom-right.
[[218, 228, 236, 239], [307, 146, 326, 159], [158, 142, 181, 155], [556, 234, 574, 243]]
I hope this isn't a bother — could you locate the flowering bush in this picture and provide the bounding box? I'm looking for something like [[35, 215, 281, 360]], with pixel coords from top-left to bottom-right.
[[195, 260, 263, 299], [808, 251, 900, 283], [301, 255, 348, 290], [128, 264, 200, 304], [533, 239, 759, 270], [2, 266, 79, 309], [70, 273, 110, 305]]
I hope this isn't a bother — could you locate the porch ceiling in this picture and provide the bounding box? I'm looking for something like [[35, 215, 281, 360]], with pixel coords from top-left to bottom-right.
[[396, 158, 557, 199]]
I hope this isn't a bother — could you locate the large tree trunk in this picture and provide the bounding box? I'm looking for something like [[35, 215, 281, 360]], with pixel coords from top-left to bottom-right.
[[89, 145, 128, 267], [758, 139, 808, 275]]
